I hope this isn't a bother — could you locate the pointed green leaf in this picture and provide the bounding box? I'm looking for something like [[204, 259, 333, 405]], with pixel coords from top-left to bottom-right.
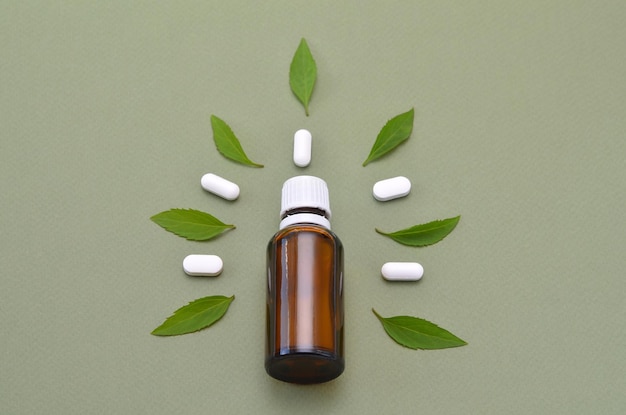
[[373, 309, 467, 350], [150, 208, 235, 241], [363, 108, 415, 166], [289, 38, 317, 116], [152, 295, 235, 336], [376, 215, 460, 247], [210, 115, 263, 167]]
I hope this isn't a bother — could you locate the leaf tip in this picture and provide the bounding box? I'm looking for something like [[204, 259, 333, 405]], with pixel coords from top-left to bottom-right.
[[151, 324, 170, 336], [447, 215, 461, 230], [362, 156, 376, 166], [209, 114, 221, 127]]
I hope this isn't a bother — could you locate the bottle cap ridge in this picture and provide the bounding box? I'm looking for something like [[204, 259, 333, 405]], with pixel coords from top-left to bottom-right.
[[280, 176, 331, 219]]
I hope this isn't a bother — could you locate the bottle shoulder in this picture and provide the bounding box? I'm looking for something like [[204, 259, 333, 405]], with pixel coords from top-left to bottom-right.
[[270, 224, 342, 244]]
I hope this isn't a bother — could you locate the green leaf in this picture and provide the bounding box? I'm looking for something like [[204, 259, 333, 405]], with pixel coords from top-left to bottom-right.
[[289, 38, 317, 116], [210, 115, 263, 167], [363, 108, 415, 166], [150, 208, 235, 241], [152, 295, 235, 336], [376, 215, 460, 247], [372, 309, 467, 350]]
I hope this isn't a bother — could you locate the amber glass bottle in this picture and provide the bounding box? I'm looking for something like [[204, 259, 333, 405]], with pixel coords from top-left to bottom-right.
[[265, 176, 344, 384]]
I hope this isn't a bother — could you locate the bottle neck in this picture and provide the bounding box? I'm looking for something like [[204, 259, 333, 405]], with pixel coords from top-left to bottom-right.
[[279, 207, 331, 230]]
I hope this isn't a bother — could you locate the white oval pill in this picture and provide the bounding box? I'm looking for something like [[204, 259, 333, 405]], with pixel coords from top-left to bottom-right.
[[373, 176, 411, 201], [293, 129, 312, 167], [201, 173, 240, 201], [183, 254, 223, 277], [381, 262, 424, 281]]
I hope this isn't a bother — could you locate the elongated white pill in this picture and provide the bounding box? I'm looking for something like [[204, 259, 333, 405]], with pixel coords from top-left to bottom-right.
[[201, 173, 240, 201], [183, 254, 223, 276], [381, 262, 424, 281], [293, 129, 312, 167], [373, 176, 411, 201]]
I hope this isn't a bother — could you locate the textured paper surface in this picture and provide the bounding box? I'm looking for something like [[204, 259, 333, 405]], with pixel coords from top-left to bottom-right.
[[1, 1, 625, 414]]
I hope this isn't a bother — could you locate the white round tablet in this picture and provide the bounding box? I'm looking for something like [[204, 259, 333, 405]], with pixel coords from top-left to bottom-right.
[[201, 173, 240, 201], [381, 262, 424, 281], [293, 129, 312, 167], [373, 176, 411, 201], [183, 254, 223, 277]]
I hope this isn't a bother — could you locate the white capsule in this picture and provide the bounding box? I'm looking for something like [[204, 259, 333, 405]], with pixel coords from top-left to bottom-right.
[[373, 176, 411, 201], [201, 173, 240, 201], [381, 262, 424, 281], [293, 129, 312, 167], [183, 254, 223, 277]]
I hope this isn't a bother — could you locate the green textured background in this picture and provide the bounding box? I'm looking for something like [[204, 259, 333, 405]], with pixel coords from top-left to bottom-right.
[[2, 2, 625, 414]]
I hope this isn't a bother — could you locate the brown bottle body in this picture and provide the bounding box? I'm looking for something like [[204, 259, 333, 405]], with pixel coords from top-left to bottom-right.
[[265, 223, 344, 384]]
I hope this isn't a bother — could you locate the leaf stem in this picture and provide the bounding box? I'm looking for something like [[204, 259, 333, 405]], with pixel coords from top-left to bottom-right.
[[372, 308, 383, 320]]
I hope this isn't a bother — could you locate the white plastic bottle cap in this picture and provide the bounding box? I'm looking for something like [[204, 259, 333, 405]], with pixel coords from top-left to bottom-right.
[[280, 175, 330, 217], [183, 254, 224, 277], [373, 176, 411, 201], [279, 176, 331, 230], [381, 262, 424, 281], [201, 173, 240, 201], [293, 129, 312, 167]]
